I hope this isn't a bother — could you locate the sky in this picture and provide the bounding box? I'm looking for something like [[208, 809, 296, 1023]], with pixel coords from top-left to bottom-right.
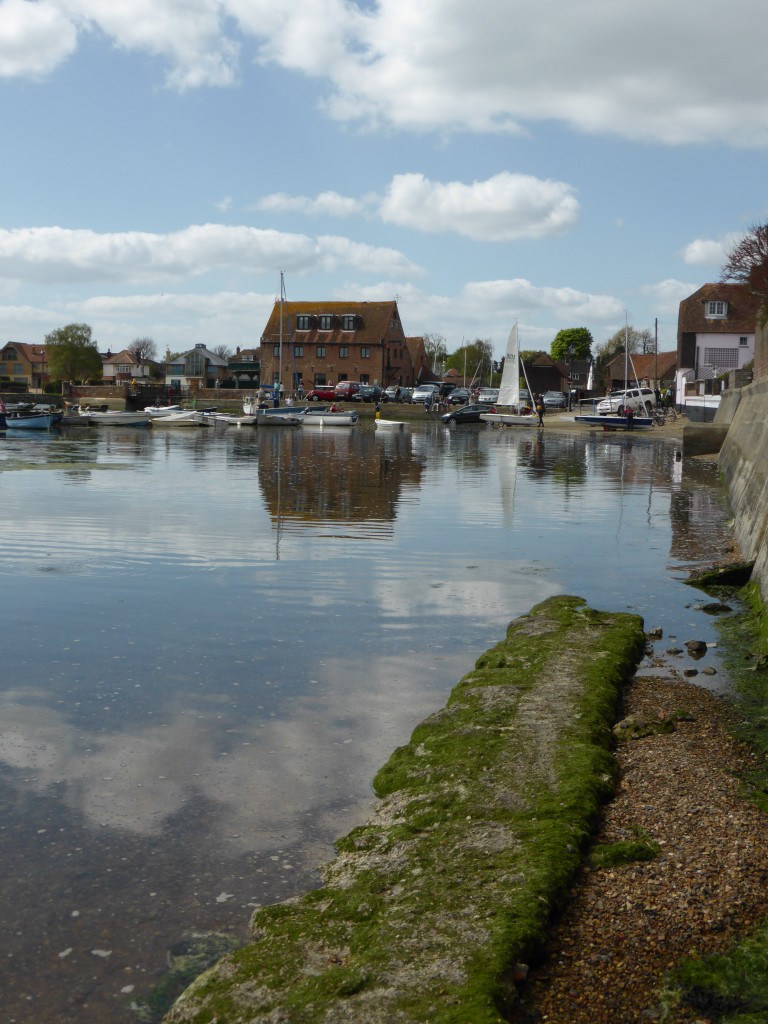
[[1, 0, 767, 363]]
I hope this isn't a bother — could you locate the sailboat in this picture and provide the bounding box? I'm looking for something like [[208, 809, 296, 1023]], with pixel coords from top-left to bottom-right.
[[480, 324, 538, 427]]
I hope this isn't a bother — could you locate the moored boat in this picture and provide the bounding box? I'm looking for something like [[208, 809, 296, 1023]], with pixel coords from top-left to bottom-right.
[[5, 409, 63, 430], [148, 410, 210, 426], [82, 409, 152, 426], [301, 409, 358, 427]]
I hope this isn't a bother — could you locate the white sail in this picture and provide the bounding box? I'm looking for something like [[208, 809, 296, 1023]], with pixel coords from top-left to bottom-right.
[[497, 325, 520, 407]]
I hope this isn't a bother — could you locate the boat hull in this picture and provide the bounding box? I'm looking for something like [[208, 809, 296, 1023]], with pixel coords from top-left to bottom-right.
[[302, 412, 358, 426], [5, 412, 63, 429], [85, 411, 152, 426], [574, 415, 652, 430], [480, 413, 538, 427]]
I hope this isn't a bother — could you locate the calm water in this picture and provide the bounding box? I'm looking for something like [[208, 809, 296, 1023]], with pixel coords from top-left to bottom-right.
[[0, 419, 732, 1022]]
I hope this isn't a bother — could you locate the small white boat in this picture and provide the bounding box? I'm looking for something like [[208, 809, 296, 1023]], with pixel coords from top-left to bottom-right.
[[255, 408, 304, 426], [149, 410, 211, 426], [480, 412, 538, 426], [83, 410, 152, 427], [209, 414, 257, 427], [301, 409, 358, 427], [144, 404, 184, 417], [374, 418, 408, 430]]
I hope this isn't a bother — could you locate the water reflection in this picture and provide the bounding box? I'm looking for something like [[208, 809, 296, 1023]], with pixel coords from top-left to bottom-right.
[[0, 424, 734, 1022]]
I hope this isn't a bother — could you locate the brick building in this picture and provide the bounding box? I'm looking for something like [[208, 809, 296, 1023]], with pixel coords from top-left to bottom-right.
[[257, 300, 420, 392]]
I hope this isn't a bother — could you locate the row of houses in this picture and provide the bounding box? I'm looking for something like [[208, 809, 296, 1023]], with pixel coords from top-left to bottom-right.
[[0, 286, 762, 414]]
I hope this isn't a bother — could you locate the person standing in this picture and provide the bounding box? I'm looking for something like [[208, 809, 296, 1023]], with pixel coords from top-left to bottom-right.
[[535, 394, 545, 427]]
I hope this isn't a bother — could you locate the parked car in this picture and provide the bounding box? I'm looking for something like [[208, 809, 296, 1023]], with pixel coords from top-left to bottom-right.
[[476, 387, 500, 404], [353, 384, 382, 403], [306, 384, 336, 402], [334, 381, 362, 401], [448, 388, 471, 404], [542, 390, 567, 409], [597, 387, 656, 416], [441, 402, 495, 425], [412, 384, 441, 405], [384, 385, 409, 402]]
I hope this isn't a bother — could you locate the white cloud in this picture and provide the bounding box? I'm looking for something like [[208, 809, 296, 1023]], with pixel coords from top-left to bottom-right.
[[641, 278, 699, 315], [682, 234, 743, 266], [254, 190, 368, 218], [0, 224, 420, 284], [462, 278, 625, 323], [4, 1, 768, 145], [379, 172, 578, 241], [0, 0, 77, 77]]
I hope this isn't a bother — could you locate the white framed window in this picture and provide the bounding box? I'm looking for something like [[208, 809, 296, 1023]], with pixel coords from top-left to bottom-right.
[[706, 300, 727, 318], [740, 336, 748, 347]]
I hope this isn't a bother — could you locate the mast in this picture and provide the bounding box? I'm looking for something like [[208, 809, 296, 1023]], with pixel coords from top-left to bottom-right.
[[278, 270, 285, 392]]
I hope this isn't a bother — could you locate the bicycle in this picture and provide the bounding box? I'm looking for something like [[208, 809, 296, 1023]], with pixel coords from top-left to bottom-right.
[[653, 407, 677, 426]]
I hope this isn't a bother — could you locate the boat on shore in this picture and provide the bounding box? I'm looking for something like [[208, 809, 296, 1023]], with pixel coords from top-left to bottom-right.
[[480, 324, 537, 428], [573, 414, 652, 431], [255, 407, 304, 426], [144, 404, 184, 417]]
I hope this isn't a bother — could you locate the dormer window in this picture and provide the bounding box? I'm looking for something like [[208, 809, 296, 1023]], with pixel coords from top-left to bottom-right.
[[706, 300, 727, 318], [296, 315, 312, 331], [318, 314, 335, 331], [341, 314, 358, 331]]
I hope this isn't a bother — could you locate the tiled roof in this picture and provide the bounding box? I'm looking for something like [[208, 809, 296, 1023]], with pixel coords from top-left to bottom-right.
[[677, 283, 761, 336], [261, 300, 403, 346], [607, 351, 678, 380]]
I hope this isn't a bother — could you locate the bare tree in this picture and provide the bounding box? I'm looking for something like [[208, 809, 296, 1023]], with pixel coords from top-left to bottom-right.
[[423, 333, 448, 373], [211, 344, 233, 360], [128, 336, 157, 362], [721, 223, 768, 304]]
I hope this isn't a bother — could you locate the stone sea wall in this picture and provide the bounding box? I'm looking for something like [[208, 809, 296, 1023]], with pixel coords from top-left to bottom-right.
[[164, 596, 645, 1024], [719, 378, 768, 603]]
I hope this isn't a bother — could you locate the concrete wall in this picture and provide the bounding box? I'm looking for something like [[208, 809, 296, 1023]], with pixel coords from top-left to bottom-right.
[[719, 378, 768, 601]]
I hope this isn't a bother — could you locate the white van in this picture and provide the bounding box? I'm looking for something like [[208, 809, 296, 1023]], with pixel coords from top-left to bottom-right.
[[597, 387, 656, 416]]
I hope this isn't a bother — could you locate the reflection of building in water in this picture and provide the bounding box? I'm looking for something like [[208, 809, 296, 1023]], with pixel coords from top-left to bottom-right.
[[669, 456, 733, 564], [257, 428, 424, 537]]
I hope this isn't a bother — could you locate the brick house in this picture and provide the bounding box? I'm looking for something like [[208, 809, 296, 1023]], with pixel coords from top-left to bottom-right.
[[604, 350, 678, 392], [0, 341, 50, 390], [257, 300, 417, 391]]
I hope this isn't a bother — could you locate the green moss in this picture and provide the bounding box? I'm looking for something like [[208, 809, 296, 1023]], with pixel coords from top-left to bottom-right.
[[164, 596, 646, 1024], [590, 837, 660, 869]]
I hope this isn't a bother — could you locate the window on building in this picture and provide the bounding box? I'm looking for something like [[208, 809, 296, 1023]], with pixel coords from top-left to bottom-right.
[[360, 374, 370, 384], [703, 347, 739, 369], [339, 346, 349, 358], [117, 364, 131, 374], [318, 315, 334, 331], [273, 345, 280, 356], [360, 347, 370, 358], [293, 345, 304, 357], [740, 336, 749, 347], [314, 373, 327, 385], [706, 300, 727, 318], [296, 315, 312, 331], [341, 315, 357, 331], [337, 373, 348, 382], [14, 363, 24, 375], [316, 346, 326, 358], [4, 347, 17, 360]]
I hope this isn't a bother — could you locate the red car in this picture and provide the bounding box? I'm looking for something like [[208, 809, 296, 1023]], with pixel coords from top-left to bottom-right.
[[334, 381, 362, 400], [306, 385, 337, 402]]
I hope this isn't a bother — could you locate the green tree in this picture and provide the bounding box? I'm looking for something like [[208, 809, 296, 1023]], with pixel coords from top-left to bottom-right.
[[550, 327, 593, 361], [45, 323, 103, 383], [445, 339, 493, 381]]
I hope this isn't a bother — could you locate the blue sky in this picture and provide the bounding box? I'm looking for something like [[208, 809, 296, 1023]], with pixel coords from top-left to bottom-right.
[[2, 0, 767, 362]]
